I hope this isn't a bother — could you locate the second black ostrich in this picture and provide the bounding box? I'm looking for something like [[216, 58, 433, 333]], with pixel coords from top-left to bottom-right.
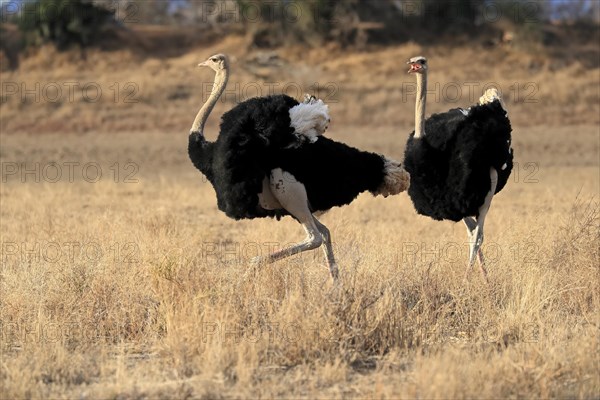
[[188, 54, 410, 280], [403, 56, 513, 281]]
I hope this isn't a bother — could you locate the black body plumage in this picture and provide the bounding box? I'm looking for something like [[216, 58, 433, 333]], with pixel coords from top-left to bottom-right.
[[275, 137, 387, 213], [403, 100, 513, 221], [188, 94, 389, 220]]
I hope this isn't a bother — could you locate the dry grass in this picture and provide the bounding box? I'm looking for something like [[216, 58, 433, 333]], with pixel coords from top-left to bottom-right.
[[1, 123, 598, 398]]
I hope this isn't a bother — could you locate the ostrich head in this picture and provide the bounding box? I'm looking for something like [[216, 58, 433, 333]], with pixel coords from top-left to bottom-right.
[[407, 56, 427, 74], [198, 53, 229, 72], [190, 53, 230, 134]]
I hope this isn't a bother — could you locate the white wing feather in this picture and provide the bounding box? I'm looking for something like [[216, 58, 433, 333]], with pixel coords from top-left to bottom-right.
[[288, 96, 330, 144]]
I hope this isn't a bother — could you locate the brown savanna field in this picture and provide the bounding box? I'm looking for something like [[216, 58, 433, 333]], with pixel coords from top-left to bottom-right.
[[1, 21, 599, 399]]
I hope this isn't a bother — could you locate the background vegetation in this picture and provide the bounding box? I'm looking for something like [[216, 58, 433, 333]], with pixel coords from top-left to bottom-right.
[[1, 0, 598, 398], [16, 0, 114, 51]]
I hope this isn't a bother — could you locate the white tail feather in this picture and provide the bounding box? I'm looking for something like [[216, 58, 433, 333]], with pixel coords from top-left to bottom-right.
[[376, 158, 410, 197], [479, 88, 507, 113], [289, 96, 330, 143]]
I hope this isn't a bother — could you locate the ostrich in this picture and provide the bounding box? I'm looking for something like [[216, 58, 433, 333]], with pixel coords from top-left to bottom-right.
[[188, 54, 410, 280], [403, 56, 513, 281]]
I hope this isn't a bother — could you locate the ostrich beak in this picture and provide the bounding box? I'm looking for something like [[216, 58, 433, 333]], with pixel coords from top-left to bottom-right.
[[198, 61, 208, 67], [407, 63, 420, 74]]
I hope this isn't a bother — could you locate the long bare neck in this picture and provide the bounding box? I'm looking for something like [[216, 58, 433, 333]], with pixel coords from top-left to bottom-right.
[[414, 72, 427, 138], [190, 68, 229, 135]]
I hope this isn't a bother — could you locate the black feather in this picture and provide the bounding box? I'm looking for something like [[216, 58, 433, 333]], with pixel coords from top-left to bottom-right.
[[276, 137, 387, 212], [403, 100, 513, 221], [189, 94, 390, 220]]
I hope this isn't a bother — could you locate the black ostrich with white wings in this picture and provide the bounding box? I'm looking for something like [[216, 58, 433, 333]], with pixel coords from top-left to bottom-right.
[[403, 56, 513, 281], [188, 54, 410, 280]]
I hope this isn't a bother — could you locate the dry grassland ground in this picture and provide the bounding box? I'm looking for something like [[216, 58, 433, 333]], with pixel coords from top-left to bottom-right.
[[1, 34, 599, 398]]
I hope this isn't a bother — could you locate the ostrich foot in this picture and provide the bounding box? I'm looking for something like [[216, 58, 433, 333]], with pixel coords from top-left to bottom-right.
[[464, 219, 490, 284], [329, 263, 340, 281]]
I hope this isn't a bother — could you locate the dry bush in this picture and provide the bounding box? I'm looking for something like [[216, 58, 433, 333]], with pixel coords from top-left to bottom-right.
[[1, 35, 598, 135]]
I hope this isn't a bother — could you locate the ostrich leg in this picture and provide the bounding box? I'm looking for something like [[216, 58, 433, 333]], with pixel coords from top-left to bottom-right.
[[313, 218, 339, 279], [252, 168, 338, 280], [464, 168, 498, 283], [463, 217, 487, 280]]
